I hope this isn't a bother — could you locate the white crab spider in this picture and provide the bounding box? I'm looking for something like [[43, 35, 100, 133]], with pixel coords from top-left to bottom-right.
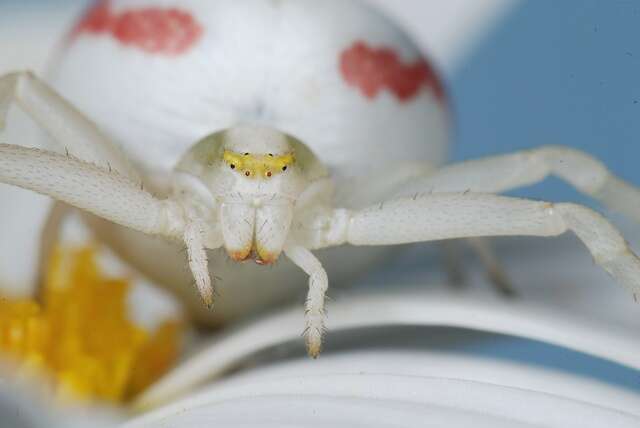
[[2, 71, 640, 356]]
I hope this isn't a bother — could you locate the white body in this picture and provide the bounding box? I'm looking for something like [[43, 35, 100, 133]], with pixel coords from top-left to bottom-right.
[[42, 0, 450, 324]]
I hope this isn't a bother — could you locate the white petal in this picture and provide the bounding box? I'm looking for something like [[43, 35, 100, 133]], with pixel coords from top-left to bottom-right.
[[132, 220, 640, 411], [125, 351, 640, 428]]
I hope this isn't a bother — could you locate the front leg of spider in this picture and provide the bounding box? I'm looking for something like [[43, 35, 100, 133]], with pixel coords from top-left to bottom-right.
[[0, 144, 218, 305], [0, 71, 219, 306], [184, 219, 214, 308], [284, 244, 329, 358]]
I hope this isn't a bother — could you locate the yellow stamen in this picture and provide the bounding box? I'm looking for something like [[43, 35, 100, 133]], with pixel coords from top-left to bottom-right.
[[0, 246, 182, 403], [223, 150, 294, 179]]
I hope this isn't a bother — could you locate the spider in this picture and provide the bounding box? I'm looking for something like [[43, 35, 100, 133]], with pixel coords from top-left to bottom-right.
[[1, 71, 640, 357]]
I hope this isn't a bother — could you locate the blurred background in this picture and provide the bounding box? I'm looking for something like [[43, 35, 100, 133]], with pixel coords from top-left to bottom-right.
[[0, 1, 639, 425]]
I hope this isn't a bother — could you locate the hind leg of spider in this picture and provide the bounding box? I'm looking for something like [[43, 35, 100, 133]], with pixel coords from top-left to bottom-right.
[[439, 238, 515, 296], [467, 238, 516, 297], [390, 146, 640, 224]]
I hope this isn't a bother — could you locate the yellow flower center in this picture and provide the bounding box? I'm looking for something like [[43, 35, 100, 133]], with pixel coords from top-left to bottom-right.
[[0, 246, 181, 403]]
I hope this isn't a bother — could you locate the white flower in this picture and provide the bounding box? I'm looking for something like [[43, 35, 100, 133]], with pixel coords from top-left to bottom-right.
[[2, 229, 640, 427]]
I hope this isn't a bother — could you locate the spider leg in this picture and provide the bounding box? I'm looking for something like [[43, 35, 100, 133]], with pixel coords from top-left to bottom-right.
[[184, 220, 214, 307], [338, 162, 516, 295], [0, 143, 181, 238], [396, 146, 640, 223], [0, 72, 223, 303], [0, 71, 138, 180], [374, 147, 640, 294], [467, 237, 515, 297], [0, 143, 222, 304], [284, 243, 329, 358], [313, 193, 640, 299], [436, 237, 515, 296], [0, 71, 145, 287]]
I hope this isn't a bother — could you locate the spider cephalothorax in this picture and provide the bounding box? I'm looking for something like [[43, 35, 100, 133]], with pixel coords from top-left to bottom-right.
[[174, 126, 326, 266], [2, 71, 640, 357]]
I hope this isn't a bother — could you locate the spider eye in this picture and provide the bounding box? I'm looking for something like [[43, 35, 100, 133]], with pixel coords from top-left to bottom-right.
[[268, 153, 273, 157], [266, 171, 272, 177], [282, 166, 287, 171], [230, 164, 235, 169], [245, 171, 251, 177], [244, 152, 249, 156]]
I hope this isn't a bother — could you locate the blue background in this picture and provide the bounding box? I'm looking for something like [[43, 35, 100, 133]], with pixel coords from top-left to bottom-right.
[[451, 0, 639, 205], [451, 0, 639, 389]]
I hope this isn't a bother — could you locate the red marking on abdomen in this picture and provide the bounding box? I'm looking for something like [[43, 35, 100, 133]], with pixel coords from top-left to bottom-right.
[[340, 41, 445, 103], [72, 0, 203, 55]]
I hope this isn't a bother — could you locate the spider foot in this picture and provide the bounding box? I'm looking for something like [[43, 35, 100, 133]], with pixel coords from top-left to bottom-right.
[[486, 264, 517, 298], [304, 316, 325, 358], [198, 281, 214, 309]]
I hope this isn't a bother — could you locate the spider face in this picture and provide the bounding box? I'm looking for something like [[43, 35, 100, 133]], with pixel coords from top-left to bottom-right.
[[175, 125, 328, 265]]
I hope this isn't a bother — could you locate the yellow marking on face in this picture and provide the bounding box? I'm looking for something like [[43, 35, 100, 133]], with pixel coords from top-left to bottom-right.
[[223, 150, 294, 179]]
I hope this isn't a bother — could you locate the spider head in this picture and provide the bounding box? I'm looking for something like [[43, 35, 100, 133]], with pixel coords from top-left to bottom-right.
[[176, 124, 328, 265]]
